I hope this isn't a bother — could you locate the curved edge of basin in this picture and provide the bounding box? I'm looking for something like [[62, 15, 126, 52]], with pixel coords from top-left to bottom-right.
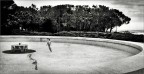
[[0, 35, 144, 73]]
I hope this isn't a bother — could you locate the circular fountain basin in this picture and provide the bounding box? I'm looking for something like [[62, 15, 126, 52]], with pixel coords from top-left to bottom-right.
[[0, 36, 144, 74]]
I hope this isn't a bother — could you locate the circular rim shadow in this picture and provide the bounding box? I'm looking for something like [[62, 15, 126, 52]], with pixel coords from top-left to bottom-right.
[[2, 49, 36, 54]]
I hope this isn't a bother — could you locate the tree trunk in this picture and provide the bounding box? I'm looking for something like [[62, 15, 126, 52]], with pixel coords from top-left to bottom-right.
[[110, 27, 113, 33]]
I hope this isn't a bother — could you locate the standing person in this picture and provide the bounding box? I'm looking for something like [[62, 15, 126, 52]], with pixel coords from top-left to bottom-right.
[[47, 38, 52, 52]]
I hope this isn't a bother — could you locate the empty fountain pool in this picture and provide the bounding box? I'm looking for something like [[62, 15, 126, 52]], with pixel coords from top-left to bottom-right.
[[0, 36, 144, 74]]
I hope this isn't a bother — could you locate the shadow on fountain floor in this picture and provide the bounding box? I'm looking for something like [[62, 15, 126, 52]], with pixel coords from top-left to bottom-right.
[[125, 68, 144, 74], [2, 49, 36, 54]]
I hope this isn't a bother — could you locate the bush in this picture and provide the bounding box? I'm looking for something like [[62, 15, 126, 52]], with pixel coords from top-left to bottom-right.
[[12, 29, 21, 35], [109, 32, 144, 42], [11, 30, 144, 42]]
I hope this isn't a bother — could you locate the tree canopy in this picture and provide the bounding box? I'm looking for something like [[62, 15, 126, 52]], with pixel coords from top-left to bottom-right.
[[1, 0, 131, 34]]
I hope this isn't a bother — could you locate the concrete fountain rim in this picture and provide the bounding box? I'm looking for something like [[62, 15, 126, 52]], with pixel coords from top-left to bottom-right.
[[0, 35, 144, 73]]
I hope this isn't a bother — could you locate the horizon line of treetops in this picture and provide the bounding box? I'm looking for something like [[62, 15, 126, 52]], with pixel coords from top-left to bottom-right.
[[1, 0, 131, 34]]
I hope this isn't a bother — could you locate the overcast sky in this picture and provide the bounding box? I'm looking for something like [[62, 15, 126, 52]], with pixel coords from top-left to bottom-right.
[[14, 0, 144, 31]]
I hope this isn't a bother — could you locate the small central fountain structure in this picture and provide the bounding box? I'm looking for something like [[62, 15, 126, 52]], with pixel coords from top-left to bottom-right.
[[11, 43, 28, 52]]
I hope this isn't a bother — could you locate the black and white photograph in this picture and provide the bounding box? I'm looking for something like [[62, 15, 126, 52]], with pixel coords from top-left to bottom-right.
[[0, 0, 144, 74]]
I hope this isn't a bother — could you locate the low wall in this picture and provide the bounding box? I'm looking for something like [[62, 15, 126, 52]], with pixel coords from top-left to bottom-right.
[[0, 36, 144, 73]]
